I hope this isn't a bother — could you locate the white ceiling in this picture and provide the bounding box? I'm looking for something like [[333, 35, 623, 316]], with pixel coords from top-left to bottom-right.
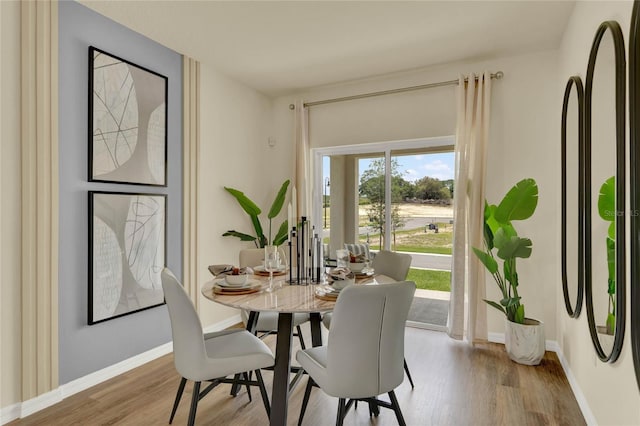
[[80, 0, 576, 97]]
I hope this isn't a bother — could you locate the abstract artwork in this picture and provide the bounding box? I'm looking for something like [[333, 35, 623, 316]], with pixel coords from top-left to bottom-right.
[[89, 192, 166, 324], [89, 46, 168, 186]]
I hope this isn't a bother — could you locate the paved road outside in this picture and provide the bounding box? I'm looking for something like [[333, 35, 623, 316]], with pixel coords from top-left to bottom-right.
[[406, 252, 452, 271]]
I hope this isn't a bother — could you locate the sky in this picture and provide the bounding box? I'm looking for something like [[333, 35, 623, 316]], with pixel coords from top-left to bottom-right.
[[322, 151, 455, 189]]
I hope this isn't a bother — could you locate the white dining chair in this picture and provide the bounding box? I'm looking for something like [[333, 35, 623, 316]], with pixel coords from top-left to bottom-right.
[[296, 281, 416, 426], [239, 248, 310, 348], [370, 250, 412, 281], [161, 268, 274, 425], [322, 250, 415, 388]]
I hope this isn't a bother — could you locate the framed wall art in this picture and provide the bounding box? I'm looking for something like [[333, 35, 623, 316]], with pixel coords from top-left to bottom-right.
[[89, 46, 168, 186], [89, 191, 166, 324]]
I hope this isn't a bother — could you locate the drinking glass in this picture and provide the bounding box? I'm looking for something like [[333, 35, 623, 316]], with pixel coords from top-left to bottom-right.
[[336, 249, 349, 268], [264, 245, 280, 292]]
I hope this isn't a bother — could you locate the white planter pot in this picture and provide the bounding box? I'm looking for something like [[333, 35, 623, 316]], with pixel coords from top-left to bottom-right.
[[504, 318, 545, 365]]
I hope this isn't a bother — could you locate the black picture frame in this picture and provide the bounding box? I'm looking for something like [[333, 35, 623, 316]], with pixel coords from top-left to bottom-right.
[[89, 191, 167, 324], [561, 76, 585, 319], [584, 20, 626, 363], [88, 46, 168, 187], [629, 0, 640, 391]]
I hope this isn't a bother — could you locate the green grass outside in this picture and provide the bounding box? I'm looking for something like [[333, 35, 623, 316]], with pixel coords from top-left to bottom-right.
[[407, 268, 451, 292], [361, 224, 453, 254]]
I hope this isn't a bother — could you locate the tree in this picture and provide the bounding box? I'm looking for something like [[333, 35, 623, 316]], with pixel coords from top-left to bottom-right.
[[415, 176, 452, 200], [359, 158, 406, 247]]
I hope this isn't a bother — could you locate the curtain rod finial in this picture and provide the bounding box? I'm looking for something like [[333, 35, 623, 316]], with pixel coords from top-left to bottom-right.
[[495, 71, 504, 79], [289, 104, 295, 110]]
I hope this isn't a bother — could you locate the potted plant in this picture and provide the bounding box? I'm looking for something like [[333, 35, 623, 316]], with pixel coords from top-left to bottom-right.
[[222, 180, 290, 247], [473, 178, 544, 365], [598, 176, 615, 336]]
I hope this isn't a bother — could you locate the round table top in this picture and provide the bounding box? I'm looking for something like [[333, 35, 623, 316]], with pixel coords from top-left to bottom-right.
[[202, 273, 393, 313]]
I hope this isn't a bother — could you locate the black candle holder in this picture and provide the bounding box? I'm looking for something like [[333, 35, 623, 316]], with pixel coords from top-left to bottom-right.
[[287, 217, 323, 284]]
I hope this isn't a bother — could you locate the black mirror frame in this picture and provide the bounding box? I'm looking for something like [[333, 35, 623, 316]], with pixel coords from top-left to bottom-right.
[[629, 0, 640, 390], [584, 20, 626, 363], [561, 76, 585, 318]]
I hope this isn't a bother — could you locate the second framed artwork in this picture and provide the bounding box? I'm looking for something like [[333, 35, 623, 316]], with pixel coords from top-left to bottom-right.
[[89, 46, 168, 186], [89, 191, 166, 324]]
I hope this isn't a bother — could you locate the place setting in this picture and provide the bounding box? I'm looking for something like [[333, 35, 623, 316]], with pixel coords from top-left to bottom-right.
[[207, 265, 263, 295], [315, 267, 354, 301]]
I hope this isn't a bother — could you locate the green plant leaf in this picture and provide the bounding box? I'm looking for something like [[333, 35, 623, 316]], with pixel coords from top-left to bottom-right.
[[494, 178, 538, 223], [493, 228, 532, 260], [608, 222, 615, 240], [222, 230, 257, 242], [514, 304, 525, 324], [598, 176, 616, 222], [500, 296, 521, 308], [224, 187, 262, 216], [473, 247, 498, 274], [484, 299, 506, 315], [268, 180, 290, 219], [250, 215, 267, 247], [272, 220, 289, 246], [606, 236, 615, 288]]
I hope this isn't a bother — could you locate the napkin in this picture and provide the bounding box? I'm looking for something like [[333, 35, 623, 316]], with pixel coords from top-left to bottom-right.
[[208, 265, 252, 277], [328, 267, 354, 280]]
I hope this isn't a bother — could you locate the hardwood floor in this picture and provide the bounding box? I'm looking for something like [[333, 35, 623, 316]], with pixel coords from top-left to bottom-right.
[[8, 327, 585, 426]]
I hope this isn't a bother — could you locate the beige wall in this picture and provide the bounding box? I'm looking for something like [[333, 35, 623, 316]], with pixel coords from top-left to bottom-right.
[[1, 0, 22, 409], [557, 1, 640, 424], [196, 62, 280, 327], [274, 48, 561, 340]]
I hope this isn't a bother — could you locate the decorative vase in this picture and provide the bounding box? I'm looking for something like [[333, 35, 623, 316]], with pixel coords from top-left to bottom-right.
[[504, 318, 545, 365]]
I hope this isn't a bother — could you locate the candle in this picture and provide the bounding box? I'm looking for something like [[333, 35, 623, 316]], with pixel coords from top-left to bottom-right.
[[292, 186, 297, 219], [287, 202, 292, 240]]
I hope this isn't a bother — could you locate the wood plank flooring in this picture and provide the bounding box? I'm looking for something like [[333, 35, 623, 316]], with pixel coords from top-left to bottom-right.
[[8, 327, 585, 425]]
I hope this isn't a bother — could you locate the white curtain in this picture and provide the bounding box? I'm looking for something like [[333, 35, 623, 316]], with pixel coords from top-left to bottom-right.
[[294, 100, 311, 219], [448, 72, 492, 343]]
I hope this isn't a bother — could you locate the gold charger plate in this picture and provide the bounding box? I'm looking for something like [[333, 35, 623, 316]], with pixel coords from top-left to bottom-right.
[[314, 287, 339, 301]]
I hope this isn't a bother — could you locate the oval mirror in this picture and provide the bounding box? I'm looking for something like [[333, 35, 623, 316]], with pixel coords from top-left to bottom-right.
[[584, 20, 626, 362], [629, 0, 640, 389], [561, 76, 585, 318]]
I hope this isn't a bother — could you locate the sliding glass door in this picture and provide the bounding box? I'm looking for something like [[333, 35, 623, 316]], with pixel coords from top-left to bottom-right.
[[315, 137, 454, 330]]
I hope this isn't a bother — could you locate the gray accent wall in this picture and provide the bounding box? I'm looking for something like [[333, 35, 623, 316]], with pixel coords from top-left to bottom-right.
[[58, 1, 182, 384]]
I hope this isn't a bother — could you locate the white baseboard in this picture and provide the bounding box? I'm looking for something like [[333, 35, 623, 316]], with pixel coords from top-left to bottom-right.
[[487, 333, 595, 425], [0, 315, 241, 425], [553, 345, 597, 426], [0, 403, 20, 425], [59, 341, 174, 399]]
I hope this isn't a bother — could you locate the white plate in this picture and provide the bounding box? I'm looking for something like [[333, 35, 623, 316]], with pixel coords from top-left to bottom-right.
[[214, 278, 257, 289], [253, 265, 286, 273]]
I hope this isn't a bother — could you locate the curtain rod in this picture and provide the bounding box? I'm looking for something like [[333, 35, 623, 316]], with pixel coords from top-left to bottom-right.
[[289, 71, 503, 109]]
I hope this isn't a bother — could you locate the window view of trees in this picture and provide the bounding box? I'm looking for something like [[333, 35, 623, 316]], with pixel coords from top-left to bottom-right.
[[359, 158, 453, 248]]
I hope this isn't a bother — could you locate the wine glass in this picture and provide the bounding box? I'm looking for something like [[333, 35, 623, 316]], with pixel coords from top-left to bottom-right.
[[264, 245, 280, 292]]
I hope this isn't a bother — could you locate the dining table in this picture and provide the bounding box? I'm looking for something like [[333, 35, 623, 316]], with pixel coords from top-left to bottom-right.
[[201, 271, 394, 426]]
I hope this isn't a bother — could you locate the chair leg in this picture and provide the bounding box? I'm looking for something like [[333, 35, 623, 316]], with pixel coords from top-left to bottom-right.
[[388, 390, 407, 426], [188, 382, 201, 426], [336, 398, 347, 426], [242, 372, 252, 402], [404, 358, 415, 389], [169, 377, 187, 424], [296, 325, 306, 349], [255, 369, 271, 418], [298, 378, 314, 426]]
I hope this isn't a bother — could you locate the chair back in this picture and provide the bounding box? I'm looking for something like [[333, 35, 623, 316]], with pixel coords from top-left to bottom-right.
[[371, 250, 412, 281], [239, 247, 288, 268], [325, 281, 416, 398], [161, 268, 208, 381]]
